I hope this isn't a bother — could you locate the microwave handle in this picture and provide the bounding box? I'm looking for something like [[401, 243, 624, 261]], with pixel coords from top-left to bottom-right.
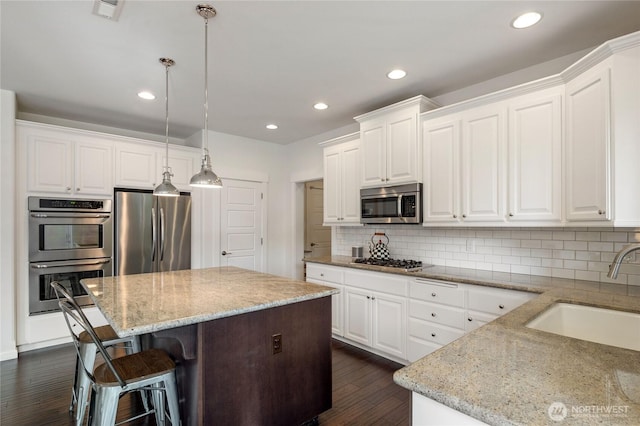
[[397, 194, 403, 218]]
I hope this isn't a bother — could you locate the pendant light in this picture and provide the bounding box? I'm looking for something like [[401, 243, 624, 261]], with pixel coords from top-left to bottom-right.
[[153, 57, 180, 197], [189, 3, 222, 188]]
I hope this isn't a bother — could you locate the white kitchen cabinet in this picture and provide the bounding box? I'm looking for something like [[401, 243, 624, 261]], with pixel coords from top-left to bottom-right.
[[507, 90, 562, 222], [461, 104, 507, 222], [343, 269, 408, 360], [422, 116, 460, 223], [22, 123, 113, 196], [407, 278, 465, 362], [322, 133, 361, 225], [356, 95, 439, 188], [565, 64, 612, 222], [115, 143, 197, 191], [465, 285, 536, 332], [306, 263, 344, 337], [422, 103, 506, 225]]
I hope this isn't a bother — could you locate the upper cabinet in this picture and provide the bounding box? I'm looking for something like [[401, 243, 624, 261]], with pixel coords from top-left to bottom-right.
[[322, 133, 361, 225], [565, 63, 612, 222], [21, 123, 113, 196], [115, 143, 197, 191], [356, 96, 439, 188], [19, 120, 201, 197], [507, 89, 562, 222]]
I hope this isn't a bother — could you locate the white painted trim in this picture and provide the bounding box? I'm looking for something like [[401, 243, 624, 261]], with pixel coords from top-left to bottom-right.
[[354, 95, 441, 122], [317, 131, 359, 148]]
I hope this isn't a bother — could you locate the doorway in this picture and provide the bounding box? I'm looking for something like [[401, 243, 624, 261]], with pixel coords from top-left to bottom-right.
[[304, 180, 331, 260]]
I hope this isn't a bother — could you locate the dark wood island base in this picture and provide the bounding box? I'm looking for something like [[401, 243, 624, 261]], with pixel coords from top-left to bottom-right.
[[144, 297, 332, 426]]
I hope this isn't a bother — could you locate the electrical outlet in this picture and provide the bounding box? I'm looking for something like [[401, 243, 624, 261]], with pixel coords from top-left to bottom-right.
[[465, 239, 476, 253], [272, 333, 282, 354]]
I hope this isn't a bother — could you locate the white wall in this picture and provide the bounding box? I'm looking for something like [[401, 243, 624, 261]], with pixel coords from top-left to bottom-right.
[[1, 90, 17, 360], [334, 226, 640, 285]]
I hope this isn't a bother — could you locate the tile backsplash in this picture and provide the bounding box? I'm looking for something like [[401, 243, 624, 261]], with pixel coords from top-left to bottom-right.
[[334, 226, 640, 286]]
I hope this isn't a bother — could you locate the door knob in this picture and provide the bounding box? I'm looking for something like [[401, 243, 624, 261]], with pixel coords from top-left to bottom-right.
[[222, 250, 232, 256]]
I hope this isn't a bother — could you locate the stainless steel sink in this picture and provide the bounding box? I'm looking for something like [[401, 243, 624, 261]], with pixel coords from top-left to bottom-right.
[[526, 303, 640, 351]]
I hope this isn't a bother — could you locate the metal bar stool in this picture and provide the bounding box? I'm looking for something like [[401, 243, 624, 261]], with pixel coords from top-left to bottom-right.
[[50, 282, 147, 425], [57, 292, 180, 426]]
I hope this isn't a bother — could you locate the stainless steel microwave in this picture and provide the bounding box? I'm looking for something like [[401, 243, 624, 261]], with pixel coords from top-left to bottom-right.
[[360, 183, 422, 224]]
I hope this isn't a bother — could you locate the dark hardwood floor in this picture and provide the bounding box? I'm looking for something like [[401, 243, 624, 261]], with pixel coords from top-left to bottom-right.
[[1, 339, 410, 425]]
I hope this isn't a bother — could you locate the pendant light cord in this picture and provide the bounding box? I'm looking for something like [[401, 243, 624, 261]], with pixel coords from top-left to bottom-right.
[[203, 15, 209, 158], [165, 61, 170, 171]]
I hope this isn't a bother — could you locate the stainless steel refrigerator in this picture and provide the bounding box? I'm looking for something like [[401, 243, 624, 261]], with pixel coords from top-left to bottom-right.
[[114, 188, 191, 275]]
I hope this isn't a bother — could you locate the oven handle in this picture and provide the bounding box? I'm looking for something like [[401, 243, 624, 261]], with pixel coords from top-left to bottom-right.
[[31, 259, 112, 269], [30, 213, 111, 219]]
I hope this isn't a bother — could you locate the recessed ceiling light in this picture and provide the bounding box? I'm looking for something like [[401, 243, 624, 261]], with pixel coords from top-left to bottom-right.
[[387, 69, 407, 80], [138, 91, 155, 100], [511, 12, 542, 29], [314, 102, 329, 110], [266, 124, 278, 130]]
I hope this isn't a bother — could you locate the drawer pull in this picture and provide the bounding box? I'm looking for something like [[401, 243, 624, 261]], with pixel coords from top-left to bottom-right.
[[367, 296, 371, 299], [431, 333, 436, 337], [467, 317, 473, 322], [320, 273, 324, 277], [431, 292, 437, 297], [431, 313, 436, 317], [499, 304, 505, 309]]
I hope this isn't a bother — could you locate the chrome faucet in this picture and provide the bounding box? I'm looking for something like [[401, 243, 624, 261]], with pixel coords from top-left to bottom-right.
[[607, 243, 640, 279]]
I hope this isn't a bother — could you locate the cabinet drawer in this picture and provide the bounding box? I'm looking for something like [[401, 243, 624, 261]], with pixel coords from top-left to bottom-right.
[[344, 270, 408, 297], [467, 286, 535, 316], [407, 337, 441, 363], [306, 264, 343, 283], [409, 300, 465, 330], [465, 310, 498, 332], [410, 279, 464, 307], [408, 318, 464, 346]]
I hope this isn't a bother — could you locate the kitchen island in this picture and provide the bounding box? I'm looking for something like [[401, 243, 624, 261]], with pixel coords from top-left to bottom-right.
[[81, 266, 338, 426]]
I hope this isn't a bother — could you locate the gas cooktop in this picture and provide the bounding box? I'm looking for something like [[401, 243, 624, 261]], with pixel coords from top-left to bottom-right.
[[352, 257, 426, 272]]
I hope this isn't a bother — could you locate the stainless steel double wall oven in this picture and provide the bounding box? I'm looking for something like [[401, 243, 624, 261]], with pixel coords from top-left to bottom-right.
[[28, 197, 113, 315]]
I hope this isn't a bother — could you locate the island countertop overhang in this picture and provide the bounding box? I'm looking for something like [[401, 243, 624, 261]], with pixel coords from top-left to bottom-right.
[[81, 266, 338, 337]]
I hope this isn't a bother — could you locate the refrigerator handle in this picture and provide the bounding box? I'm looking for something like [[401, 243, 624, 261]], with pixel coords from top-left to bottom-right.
[[151, 207, 157, 262], [160, 207, 166, 261]]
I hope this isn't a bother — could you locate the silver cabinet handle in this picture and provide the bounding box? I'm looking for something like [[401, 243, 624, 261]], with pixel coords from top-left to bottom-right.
[[431, 292, 437, 297], [598, 210, 606, 215], [221, 250, 232, 256], [509, 213, 514, 217], [431, 333, 436, 337], [468, 317, 473, 322], [462, 214, 467, 218], [499, 304, 505, 309], [431, 313, 436, 317], [453, 214, 457, 219]]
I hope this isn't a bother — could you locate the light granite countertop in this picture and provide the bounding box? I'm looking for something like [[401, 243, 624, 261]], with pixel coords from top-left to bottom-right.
[[81, 266, 338, 337], [305, 256, 640, 425]]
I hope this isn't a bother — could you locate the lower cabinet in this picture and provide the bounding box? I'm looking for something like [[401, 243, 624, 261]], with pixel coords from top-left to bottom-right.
[[306, 262, 537, 365]]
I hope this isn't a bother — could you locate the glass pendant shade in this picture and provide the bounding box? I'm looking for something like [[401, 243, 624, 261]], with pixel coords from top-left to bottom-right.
[[189, 4, 222, 189], [154, 57, 180, 197]]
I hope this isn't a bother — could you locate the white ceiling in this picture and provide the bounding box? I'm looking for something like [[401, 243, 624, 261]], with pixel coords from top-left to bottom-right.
[[2, 1, 640, 145]]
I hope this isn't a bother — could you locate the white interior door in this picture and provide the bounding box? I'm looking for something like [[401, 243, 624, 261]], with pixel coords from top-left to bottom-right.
[[220, 179, 264, 271]]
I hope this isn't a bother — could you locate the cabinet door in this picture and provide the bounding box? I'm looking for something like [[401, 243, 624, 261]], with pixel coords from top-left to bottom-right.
[[386, 112, 418, 185], [323, 147, 342, 223], [340, 142, 361, 223], [75, 140, 113, 195], [508, 93, 562, 222], [27, 134, 72, 193], [422, 117, 460, 223], [372, 292, 406, 359], [565, 67, 611, 221], [461, 106, 506, 222], [115, 144, 157, 189], [344, 287, 371, 346], [307, 277, 343, 337], [360, 119, 386, 187], [160, 150, 196, 191]]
